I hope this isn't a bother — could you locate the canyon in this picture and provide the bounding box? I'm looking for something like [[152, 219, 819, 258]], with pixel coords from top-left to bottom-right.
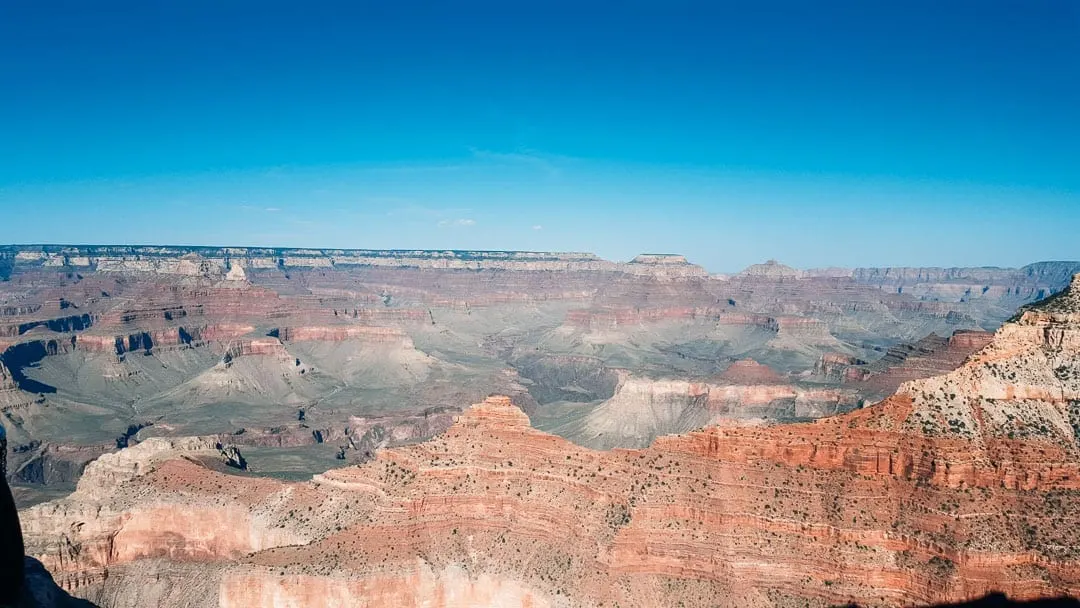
[[2, 245, 1079, 605], [3, 3, 1076, 607], [1, 246, 1077, 504], [10, 269, 1080, 606]]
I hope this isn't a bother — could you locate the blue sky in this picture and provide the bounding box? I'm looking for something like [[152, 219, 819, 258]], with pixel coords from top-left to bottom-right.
[[1, 1, 1077, 272]]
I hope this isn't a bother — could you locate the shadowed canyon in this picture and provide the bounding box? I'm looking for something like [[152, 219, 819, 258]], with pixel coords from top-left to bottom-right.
[[3, 246, 1080, 607]]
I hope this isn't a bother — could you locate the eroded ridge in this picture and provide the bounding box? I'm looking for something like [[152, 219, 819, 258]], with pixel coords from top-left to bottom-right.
[[17, 275, 1080, 607]]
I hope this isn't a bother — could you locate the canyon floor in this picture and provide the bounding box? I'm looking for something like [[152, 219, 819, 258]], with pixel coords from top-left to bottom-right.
[[3, 247, 1080, 606]]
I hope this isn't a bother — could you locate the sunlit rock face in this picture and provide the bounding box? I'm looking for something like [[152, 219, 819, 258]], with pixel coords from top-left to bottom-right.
[[4, 243, 1080, 607], [15, 276, 1080, 608], [7, 244, 1067, 500]]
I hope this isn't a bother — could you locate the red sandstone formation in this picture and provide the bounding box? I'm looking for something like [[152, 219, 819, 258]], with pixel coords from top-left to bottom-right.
[[717, 358, 785, 384], [3, 246, 1078, 605], [17, 274, 1080, 607]]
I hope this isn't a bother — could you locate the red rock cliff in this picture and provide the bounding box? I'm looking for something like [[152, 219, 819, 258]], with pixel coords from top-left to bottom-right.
[[17, 276, 1080, 608]]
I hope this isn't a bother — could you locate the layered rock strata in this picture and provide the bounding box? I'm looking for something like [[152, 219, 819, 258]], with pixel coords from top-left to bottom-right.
[[815, 330, 995, 397], [5, 246, 710, 279], [19, 275, 1080, 607]]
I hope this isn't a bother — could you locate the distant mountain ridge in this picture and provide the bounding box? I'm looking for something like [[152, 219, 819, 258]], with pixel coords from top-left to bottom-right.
[[1, 244, 1077, 283]]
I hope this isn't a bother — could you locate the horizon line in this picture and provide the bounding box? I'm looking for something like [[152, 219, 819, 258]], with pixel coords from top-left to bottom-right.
[[2, 243, 1076, 272]]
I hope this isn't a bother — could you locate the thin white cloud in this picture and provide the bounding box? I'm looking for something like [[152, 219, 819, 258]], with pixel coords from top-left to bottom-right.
[[532, 225, 543, 230], [467, 147, 570, 179], [389, 204, 473, 219], [238, 204, 282, 214], [437, 218, 476, 228], [364, 163, 472, 175]]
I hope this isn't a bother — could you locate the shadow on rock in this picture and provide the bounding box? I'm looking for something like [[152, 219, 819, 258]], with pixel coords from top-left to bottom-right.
[[2, 452, 25, 608], [17, 558, 98, 608], [3, 450, 96, 608]]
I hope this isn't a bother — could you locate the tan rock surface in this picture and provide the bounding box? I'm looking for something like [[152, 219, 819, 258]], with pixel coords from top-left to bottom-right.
[[19, 277, 1080, 607]]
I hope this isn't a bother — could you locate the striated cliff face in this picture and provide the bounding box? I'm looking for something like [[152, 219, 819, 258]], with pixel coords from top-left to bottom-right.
[[551, 370, 862, 449], [74, 324, 257, 358], [814, 329, 995, 398], [19, 275, 1080, 607], [717, 358, 785, 384], [835, 262, 1080, 311], [563, 308, 837, 347], [218, 565, 553, 608], [737, 259, 804, 279], [21, 439, 308, 595], [5, 245, 711, 280], [624, 254, 710, 278], [275, 325, 413, 344], [17, 277, 1080, 607], [14, 400, 1076, 606], [4, 246, 1080, 604]]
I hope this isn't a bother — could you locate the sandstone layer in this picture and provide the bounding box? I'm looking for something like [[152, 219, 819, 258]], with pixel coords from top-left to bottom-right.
[[2, 245, 1076, 513], [18, 274, 1080, 607]]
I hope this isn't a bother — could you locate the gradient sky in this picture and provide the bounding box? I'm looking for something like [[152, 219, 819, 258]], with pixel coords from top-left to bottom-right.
[[1, 1, 1077, 272]]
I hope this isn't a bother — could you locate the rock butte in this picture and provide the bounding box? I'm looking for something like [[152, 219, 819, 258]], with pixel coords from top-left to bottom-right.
[[17, 274, 1080, 607], [5, 246, 1073, 493]]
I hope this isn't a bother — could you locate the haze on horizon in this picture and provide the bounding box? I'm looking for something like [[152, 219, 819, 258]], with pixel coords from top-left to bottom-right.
[[1, 1, 1077, 273]]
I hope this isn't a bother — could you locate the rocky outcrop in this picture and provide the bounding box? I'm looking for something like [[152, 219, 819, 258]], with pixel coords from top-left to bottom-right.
[[737, 259, 804, 278], [218, 445, 247, 470], [814, 352, 870, 383], [0, 314, 93, 338], [275, 325, 411, 344], [564, 306, 730, 328], [223, 264, 247, 282], [835, 262, 1080, 311], [564, 307, 835, 343], [16, 394, 1078, 606], [0, 338, 76, 397], [74, 324, 256, 357], [546, 372, 861, 449], [219, 337, 291, 361], [625, 254, 709, 278], [5, 245, 1079, 604], [716, 358, 784, 384], [218, 564, 552, 608], [9, 443, 111, 486], [342, 407, 459, 461], [95, 256, 227, 277], [815, 329, 995, 397], [3, 245, 713, 279], [18, 275, 1080, 607], [511, 354, 620, 405]]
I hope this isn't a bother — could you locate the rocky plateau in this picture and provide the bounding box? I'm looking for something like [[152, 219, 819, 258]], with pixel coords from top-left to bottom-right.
[[1, 246, 1076, 503], [10, 270, 1080, 606]]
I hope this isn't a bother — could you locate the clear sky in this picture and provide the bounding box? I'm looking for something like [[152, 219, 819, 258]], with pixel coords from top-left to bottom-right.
[[1, 1, 1077, 272]]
